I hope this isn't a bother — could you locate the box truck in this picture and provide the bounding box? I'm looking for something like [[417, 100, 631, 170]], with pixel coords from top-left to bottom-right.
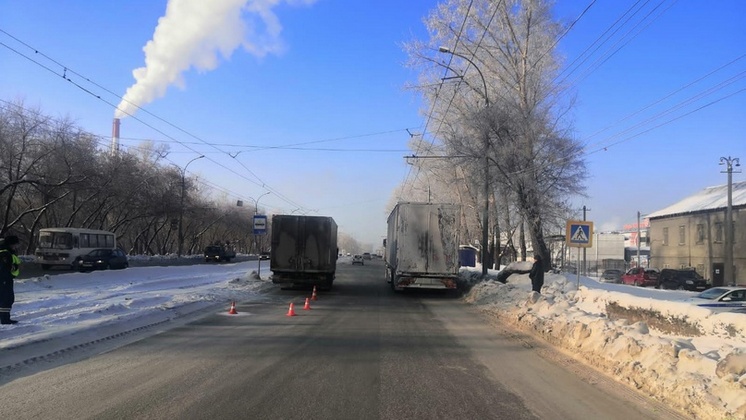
[[270, 215, 338, 290], [384, 202, 461, 291]]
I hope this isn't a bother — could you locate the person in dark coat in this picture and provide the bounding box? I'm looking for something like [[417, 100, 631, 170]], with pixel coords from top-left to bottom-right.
[[528, 254, 544, 293], [0, 235, 21, 325]]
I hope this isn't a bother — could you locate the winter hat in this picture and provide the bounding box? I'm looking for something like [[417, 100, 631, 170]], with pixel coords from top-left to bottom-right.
[[3, 235, 19, 245]]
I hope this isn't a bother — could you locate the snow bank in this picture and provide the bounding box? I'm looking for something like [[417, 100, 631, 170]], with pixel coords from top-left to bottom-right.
[[463, 272, 746, 420]]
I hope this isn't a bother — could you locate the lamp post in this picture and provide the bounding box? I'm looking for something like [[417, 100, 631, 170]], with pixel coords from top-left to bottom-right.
[[251, 191, 271, 216], [439, 46, 491, 277], [720, 156, 740, 286], [178, 155, 205, 257]]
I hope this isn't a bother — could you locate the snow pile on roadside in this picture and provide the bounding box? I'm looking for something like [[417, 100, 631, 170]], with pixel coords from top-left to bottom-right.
[[464, 272, 746, 420], [3, 266, 274, 352]]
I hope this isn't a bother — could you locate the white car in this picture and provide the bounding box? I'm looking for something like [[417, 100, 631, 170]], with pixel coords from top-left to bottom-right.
[[352, 254, 364, 265], [685, 287, 746, 313]]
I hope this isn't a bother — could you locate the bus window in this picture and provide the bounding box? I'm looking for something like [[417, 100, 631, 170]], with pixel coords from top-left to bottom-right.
[[54, 233, 72, 249]]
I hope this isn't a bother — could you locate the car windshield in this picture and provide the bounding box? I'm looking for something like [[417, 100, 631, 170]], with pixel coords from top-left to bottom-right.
[[695, 288, 730, 300], [603, 270, 621, 275]]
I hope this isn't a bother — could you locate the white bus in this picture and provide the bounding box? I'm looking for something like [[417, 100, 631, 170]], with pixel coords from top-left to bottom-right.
[[35, 227, 117, 270]]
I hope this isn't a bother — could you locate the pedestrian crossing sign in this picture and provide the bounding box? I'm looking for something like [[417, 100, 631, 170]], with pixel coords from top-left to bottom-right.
[[566, 220, 593, 248]]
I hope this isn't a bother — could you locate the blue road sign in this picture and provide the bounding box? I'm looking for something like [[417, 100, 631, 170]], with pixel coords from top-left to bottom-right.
[[253, 215, 267, 235], [566, 221, 593, 248]]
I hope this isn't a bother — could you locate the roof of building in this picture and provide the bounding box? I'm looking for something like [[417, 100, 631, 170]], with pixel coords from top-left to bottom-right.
[[648, 181, 746, 219]]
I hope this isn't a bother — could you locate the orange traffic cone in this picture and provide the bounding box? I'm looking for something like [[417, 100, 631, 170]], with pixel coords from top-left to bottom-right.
[[311, 286, 318, 301], [303, 297, 312, 310], [286, 302, 297, 317], [228, 301, 238, 315]]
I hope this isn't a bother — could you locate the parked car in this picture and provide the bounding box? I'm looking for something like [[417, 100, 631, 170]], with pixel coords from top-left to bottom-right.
[[77, 248, 128, 271], [657, 268, 709, 291], [684, 287, 746, 312], [204, 245, 236, 262], [352, 254, 364, 265], [600, 269, 623, 283], [259, 252, 270, 260], [621, 267, 659, 287]]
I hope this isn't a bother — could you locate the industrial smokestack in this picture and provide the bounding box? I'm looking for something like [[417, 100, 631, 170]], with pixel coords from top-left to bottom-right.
[[111, 118, 120, 155]]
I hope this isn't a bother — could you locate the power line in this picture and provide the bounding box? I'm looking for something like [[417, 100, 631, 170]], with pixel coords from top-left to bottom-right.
[[0, 99, 262, 203], [399, 0, 478, 200], [397, 4, 745, 195], [581, 53, 746, 145], [531, 0, 598, 70], [565, 0, 679, 87], [0, 28, 416, 213]]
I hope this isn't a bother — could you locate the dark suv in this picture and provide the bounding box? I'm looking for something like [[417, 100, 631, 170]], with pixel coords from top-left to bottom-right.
[[657, 269, 709, 291]]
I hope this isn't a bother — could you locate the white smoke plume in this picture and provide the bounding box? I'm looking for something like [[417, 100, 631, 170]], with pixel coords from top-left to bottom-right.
[[115, 0, 315, 118]]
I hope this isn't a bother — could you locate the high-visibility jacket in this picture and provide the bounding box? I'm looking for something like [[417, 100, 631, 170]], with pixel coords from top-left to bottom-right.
[[11, 254, 20, 277], [0, 249, 20, 278]]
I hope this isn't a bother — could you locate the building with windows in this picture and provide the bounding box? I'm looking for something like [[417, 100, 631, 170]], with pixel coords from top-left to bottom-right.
[[621, 218, 650, 268], [647, 181, 745, 286]]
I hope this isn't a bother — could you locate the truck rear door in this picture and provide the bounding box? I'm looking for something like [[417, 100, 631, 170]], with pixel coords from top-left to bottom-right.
[[397, 204, 459, 276], [301, 217, 331, 272], [271, 216, 300, 272]]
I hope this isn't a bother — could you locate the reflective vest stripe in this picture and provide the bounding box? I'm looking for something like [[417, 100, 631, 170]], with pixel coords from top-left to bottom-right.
[[0, 250, 20, 277]]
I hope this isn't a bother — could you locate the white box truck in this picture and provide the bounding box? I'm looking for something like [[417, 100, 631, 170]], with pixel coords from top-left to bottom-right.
[[384, 202, 461, 291]]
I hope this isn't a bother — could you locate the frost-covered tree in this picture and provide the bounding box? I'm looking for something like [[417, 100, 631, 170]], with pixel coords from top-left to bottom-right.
[[405, 0, 587, 268]]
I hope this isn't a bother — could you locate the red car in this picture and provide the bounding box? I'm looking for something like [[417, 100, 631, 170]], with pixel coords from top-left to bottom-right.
[[621, 267, 659, 287]]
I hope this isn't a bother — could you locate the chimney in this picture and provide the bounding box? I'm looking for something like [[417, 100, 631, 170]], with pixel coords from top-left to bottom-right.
[[111, 118, 121, 155]]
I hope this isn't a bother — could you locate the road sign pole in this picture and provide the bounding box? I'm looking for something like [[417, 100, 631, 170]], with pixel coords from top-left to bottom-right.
[[252, 214, 268, 278], [566, 220, 593, 290]]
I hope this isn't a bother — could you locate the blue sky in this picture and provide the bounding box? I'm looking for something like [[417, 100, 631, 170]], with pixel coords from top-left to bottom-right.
[[1, 0, 744, 247]]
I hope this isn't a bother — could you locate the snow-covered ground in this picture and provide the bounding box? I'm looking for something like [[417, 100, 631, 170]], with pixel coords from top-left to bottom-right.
[[1, 256, 277, 369], [463, 262, 746, 420], [2, 256, 744, 419]]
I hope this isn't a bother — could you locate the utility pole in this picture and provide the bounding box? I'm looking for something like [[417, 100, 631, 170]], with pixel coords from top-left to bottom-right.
[[583, 205, 590, 275], [720, 156, 740, 286], [637, 211, 642, 269]]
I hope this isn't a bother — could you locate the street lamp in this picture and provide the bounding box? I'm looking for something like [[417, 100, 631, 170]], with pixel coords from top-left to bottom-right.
[[178, 155, 204, 257], [720, 156, 740, 286], [251, 191, 271, 216], [439, 46, 491, 277]]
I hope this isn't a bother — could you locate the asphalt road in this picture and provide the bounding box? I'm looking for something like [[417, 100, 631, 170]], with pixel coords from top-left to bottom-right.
[[0, 260, 687, 420]]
